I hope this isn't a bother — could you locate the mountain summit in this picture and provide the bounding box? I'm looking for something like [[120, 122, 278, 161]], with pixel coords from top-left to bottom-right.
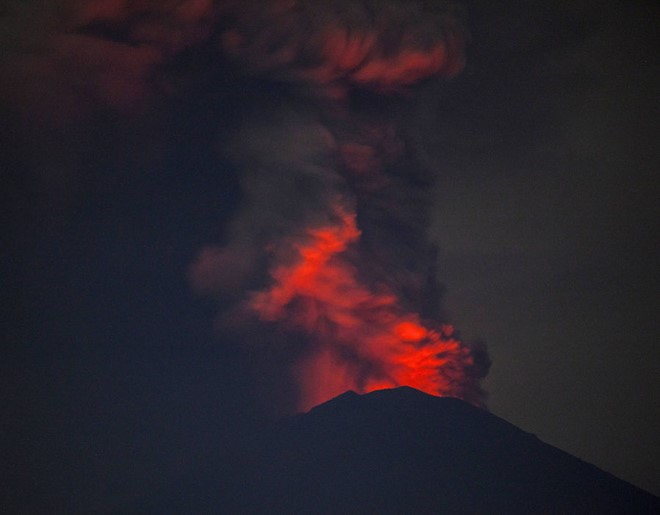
[[147, 387, 660, 513]]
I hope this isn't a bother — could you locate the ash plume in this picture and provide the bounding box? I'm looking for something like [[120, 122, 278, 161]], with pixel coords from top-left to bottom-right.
[[191, 0, 489, 409], [2, 0, 490, 410]]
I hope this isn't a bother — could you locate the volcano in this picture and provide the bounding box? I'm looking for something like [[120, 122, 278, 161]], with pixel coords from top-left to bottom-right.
[[144, 387, 659, 513]]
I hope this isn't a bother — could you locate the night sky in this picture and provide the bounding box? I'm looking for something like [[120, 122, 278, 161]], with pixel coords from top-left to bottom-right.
[[2, 0, 659, 511]]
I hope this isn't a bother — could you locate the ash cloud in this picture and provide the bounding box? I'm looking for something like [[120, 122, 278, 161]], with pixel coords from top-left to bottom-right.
[[217, 0, 465, 95], [0, 0, 228, 127], [190, 0, 468, 303], [2, 0, 489, 409], [192, 0, 488, 407]]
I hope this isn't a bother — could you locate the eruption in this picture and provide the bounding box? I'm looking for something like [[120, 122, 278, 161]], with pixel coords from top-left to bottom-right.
[[249, 203, 476, 410], [2, 0, 489, 410], [191, 0, 489, 410]]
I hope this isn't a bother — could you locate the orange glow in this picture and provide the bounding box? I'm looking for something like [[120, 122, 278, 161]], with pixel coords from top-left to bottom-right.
[[250, 202, 476, 411]]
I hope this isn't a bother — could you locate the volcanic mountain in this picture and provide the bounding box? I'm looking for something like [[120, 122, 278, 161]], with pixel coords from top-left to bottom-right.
[[145, 387, 660, 513]]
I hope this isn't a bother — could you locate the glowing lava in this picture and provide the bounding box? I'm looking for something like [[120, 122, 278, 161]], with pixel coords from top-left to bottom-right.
[[250, 202, 475, 411]]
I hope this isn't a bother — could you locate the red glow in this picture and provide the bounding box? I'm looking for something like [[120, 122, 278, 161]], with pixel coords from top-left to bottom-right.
[[250, 203, 475, 411], [395, 321, 428, 342]]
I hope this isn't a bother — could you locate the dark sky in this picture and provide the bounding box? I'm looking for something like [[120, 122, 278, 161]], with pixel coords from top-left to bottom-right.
[[2, 0, 658, 510], [428, 0, 659, 497]]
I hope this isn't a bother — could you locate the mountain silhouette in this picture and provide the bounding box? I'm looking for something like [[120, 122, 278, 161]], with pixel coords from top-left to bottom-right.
[[143, 387, 660, 513]]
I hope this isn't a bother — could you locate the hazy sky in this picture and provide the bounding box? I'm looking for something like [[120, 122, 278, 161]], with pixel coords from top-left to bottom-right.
[[2, 0, 658, 510]]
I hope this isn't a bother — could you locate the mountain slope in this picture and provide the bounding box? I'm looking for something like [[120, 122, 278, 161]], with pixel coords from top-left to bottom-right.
[[145, 387, 660, 514]]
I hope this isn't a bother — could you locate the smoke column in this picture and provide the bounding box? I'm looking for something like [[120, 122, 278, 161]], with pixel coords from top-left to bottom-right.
[[1, 0, 489, 411], [190, 0, 489, 410]]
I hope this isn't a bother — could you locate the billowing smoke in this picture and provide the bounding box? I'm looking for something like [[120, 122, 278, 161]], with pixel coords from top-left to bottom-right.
[[2, 0, 490, 411], [190, 0, 489, 410], [1, 0, 224, 124]]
